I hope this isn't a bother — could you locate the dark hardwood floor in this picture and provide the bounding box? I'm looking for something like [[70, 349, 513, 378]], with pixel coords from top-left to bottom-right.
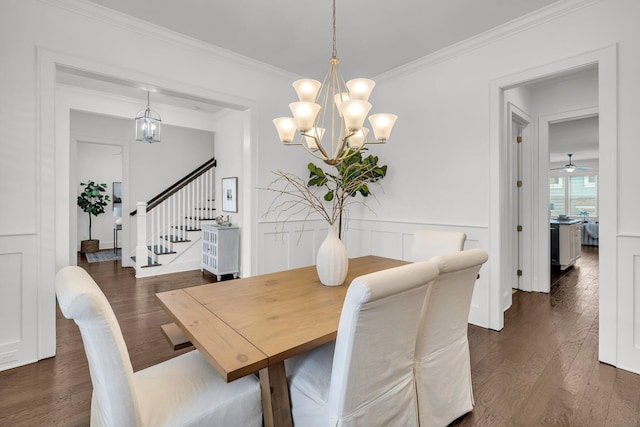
[[2, 246, 639, 426]]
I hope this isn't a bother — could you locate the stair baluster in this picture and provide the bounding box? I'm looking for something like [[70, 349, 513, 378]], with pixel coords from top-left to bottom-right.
[[132, 158, 216, 276]]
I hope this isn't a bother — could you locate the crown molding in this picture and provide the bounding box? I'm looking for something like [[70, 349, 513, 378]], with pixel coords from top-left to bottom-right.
[[37, 0, 299, 81], [374, 0, 602, 83]]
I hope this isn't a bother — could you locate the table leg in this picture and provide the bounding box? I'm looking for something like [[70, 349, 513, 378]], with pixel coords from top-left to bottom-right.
[[259, 362, 292, 427]]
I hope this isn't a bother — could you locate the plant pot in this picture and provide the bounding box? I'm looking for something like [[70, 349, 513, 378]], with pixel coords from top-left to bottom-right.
[[316, 225, 349, 286], [81, 239, 100, 253]]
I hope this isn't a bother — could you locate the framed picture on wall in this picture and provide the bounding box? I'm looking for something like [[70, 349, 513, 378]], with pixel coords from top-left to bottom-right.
[[112, 182, 122, 205], [222, 177, 238, 212]]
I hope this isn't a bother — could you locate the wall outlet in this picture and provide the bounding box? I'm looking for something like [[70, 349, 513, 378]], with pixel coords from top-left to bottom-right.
[[0, 351, 18, 365]]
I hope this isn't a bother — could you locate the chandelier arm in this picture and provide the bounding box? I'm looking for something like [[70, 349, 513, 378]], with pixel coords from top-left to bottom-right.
[[336, 146, 363, 162], [301, 132, 332, 160], [299, 141, 338, 164], [332, 131, 356, 159]]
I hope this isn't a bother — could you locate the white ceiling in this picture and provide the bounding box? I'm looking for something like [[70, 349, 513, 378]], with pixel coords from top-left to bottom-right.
[[65, 0, 600, 126], [549, 116, 599, 162], [84, 0, 561, 79]]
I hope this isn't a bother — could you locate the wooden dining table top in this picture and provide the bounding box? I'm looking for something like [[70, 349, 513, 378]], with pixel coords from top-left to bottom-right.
[[155, 255, 409, 382]]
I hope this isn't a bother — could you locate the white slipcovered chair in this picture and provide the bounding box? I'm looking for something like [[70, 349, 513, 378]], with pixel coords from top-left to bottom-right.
[[55, 266, 262, 427], [414, 249, 489, 427], [410, 229, 466, 262], [286, 261, 440, 427]]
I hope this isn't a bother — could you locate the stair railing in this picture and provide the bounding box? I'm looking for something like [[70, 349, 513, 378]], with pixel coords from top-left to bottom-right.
[[134, 158, 216, 269]]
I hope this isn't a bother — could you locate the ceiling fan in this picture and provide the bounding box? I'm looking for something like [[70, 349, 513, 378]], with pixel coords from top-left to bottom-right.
[[551, 153, 592, 173]]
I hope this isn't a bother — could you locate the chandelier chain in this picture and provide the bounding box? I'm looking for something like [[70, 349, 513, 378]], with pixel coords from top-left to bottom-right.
[[332, 0, 337, 59]]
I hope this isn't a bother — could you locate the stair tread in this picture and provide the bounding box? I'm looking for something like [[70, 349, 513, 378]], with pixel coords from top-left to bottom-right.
[[147, 245, 177, 255], [172, 225, 201, 231], [161, 235, 192, 243], [131, 256, 162, 267]]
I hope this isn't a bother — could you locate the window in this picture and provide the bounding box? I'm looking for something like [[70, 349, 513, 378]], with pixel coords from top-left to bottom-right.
[[549, 177, 565, 216], [550, 175, 598, 218], [550, 176, 563, 189]]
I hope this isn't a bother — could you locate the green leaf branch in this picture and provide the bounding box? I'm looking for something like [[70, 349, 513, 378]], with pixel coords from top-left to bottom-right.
[[262, 150, 387, 239]]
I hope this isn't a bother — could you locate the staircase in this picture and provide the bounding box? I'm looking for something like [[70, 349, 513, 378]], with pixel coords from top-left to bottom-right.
[[131, 157, 217, 278]]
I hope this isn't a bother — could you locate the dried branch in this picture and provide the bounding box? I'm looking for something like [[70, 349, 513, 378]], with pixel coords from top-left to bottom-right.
[[260, 150, 388, 240]]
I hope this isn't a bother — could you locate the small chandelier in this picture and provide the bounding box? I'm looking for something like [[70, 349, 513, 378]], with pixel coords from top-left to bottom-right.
[[135, 91, 161, 143], [273, 0, 397, 166]]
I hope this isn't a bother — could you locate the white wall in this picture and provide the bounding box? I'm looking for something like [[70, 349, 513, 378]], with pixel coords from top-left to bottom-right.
[[530, 68, 599, 117], [208, 109, 252, 275]]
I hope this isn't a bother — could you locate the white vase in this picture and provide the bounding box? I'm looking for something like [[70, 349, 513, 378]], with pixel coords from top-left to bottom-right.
[[316, 224, 349, 286]]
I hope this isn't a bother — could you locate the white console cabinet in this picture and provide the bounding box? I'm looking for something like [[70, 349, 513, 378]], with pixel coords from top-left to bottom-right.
[[201, 224, 240, 281], [558, 221, 581, 270]]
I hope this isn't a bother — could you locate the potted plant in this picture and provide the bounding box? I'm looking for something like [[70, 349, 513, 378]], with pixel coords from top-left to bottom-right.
[[77, 180, 110, 253]]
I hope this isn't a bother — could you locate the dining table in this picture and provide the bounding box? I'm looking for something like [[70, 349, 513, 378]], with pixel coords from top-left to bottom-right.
[[155, 255, 408, 427]]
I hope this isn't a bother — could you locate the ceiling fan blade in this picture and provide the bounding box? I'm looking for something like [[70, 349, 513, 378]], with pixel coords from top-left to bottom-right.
[[576, 166, 592, 171], [550, 167, 567, 170]]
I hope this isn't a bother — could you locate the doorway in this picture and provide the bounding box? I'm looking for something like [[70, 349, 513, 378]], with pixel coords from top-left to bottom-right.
[[508, 104, 533, 296], [548, 115, 599, 282], [489, 45, 617, 367], [75, 141, 124, 260]]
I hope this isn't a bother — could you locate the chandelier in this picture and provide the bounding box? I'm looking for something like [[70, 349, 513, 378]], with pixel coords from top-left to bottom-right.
[[273, 0, 397, 165], [135, 91, 162, 143]]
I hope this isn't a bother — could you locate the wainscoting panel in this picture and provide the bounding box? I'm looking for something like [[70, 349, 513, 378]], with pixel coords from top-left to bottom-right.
[[0, 235, 38, 371], [342, 227, 370, 258], [289, 228, 317, 270], [370, 230, 403, 259], [257, 219, 490, 327], [260, 230, 293, 274], [348, 220, 490, 328], [258, 222, 324, 274], [0, 253, 21, 344], [617, 235, 640, 373]]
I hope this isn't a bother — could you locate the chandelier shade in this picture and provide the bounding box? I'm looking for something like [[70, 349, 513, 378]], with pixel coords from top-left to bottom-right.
[[135, 91, 161, 143], [272, 0, 397, 165], [368, 113, 398, 141], [347, 127, 369, 149], [293, 79, 322, 102], [273, 117, 296, 143], [346, 78, 375, 101], [289, 102, 322, 132], [339, 100, 372, 131]]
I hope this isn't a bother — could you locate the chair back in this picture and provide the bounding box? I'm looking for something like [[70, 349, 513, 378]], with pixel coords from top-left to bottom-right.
[[55, 266, 141, 426], [326, 261, 439, 426], [410, 229, 466, 262], [414, 249, 488, 426]]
